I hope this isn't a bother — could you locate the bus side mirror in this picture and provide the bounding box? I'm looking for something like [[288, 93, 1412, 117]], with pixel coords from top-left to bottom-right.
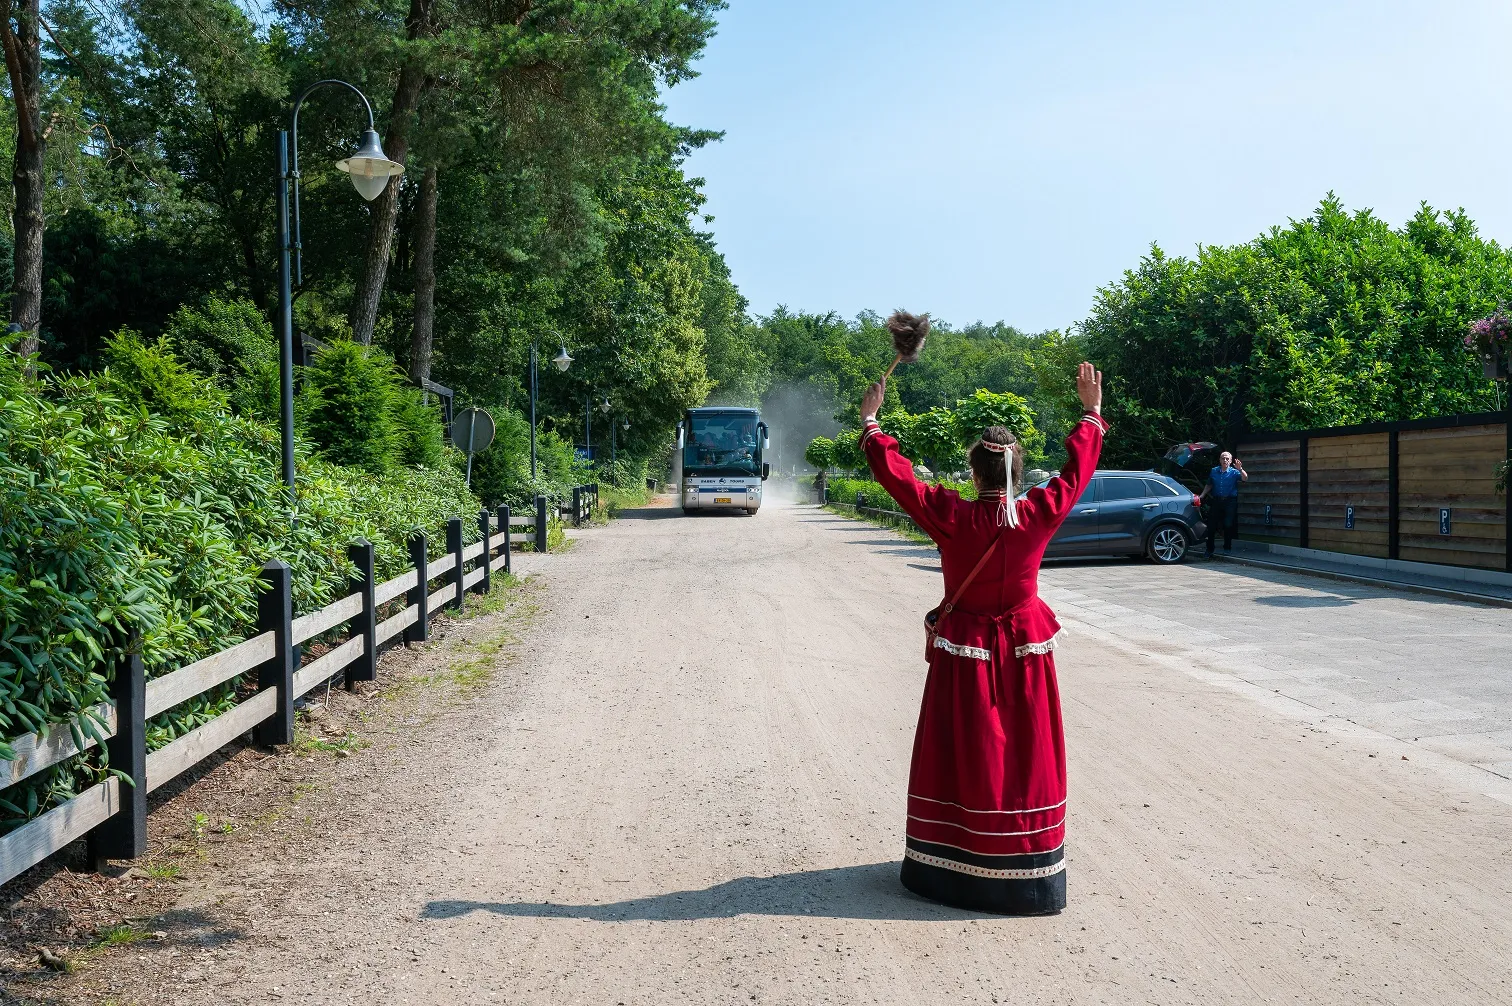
[[758, 422, 770, 452], [762, 463, 770, 481], [676, 423, 685, 449]]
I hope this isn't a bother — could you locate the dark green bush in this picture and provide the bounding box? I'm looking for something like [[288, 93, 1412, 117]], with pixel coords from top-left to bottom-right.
[[164, 296, 280, 419], [300, 339, 453, 477], [468, 404, 591, 508], [0, 332, 481, 831], [302, 340, 401, 474]]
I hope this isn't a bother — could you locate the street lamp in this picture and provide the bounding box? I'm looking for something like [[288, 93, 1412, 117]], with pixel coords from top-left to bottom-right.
[[611, 414, 629, 468], [529, 342, 574, 481], [276, 79, 405, 505]]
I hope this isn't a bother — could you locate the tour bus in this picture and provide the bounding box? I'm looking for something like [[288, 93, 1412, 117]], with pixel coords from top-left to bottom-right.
[[676, 407, 770, 514]]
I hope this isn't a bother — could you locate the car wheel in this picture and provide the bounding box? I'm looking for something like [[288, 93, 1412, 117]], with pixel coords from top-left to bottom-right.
[[1146, 524, 1190, 564]]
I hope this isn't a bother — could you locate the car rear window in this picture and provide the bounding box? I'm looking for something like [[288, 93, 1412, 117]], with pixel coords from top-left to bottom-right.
[[1100, 477, 1148, 501], [1143, 479, 1181, 497]]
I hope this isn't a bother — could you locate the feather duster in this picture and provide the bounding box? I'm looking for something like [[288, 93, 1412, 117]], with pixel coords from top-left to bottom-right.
[[882, 310, 930, 379]]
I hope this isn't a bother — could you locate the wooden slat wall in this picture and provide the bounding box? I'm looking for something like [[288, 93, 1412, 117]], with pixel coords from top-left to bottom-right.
[[1307, 434, 1390, 558], [1236, 440, 1301, 544], [1398, 424, 1507, 570]]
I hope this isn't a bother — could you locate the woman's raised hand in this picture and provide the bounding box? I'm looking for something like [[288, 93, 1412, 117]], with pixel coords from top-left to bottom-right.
[[861, 379, 886, 423], [1076, 362, 1103, 413]]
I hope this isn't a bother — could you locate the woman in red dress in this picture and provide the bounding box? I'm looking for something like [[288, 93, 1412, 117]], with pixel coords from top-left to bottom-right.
[[858, 362, 1106, 915]]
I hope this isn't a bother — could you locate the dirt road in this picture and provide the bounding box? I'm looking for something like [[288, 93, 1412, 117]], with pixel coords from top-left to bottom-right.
[[36, 501, 1512, 1004]]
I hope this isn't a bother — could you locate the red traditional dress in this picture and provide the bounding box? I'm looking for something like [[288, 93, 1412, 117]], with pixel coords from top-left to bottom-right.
[[862, 409, 1108, 914]]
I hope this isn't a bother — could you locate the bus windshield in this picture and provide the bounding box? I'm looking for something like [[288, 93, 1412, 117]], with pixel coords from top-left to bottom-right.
[[685, 413, 761, 476]]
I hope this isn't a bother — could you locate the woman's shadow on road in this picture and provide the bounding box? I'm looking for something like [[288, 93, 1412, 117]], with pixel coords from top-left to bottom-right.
[[421, 862, 993, 923]]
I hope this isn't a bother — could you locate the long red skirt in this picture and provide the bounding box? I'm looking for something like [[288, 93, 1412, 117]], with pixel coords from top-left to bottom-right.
[[901, 597, 1068, 914]]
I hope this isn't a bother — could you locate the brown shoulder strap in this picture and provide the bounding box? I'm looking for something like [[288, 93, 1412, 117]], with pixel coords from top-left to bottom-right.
[[942, 533, 1002, 614]]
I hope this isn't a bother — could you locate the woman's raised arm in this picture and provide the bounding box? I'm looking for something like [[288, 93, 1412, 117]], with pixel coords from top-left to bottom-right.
[[857, 379, 957, 541], [1023, 363, 1107, 526]]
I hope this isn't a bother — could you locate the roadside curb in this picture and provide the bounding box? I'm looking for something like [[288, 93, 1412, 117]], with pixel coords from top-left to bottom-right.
[[1211, 553, 1512, 610]]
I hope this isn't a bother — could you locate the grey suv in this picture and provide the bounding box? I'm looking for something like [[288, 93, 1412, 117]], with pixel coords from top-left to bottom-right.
[[1028, 471, 1205, 564]]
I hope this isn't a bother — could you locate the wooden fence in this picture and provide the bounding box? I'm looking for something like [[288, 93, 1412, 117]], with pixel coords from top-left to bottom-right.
[[0, 495, 562, 886], [1236, 412, 1511, 571], [565, 483, 600, 527]]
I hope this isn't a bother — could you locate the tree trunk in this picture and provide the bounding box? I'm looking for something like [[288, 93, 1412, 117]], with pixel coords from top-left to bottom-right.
[[409, 164, 438, 385], [348, 0, 435, 345], [2, 0, 45, 360]]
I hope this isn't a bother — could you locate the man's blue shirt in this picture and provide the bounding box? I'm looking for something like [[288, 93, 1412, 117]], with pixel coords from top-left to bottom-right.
[[1209, 465, 1243, 498]]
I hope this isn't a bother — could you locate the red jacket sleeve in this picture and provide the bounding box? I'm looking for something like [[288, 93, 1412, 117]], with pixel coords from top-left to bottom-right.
[[1021, 411, 1107, 531], [860, 422, 958, 542]]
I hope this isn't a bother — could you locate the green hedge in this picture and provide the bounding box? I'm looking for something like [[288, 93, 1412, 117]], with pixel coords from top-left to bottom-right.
[[826, 477, 977, 511], [0, 335, 481, 830]]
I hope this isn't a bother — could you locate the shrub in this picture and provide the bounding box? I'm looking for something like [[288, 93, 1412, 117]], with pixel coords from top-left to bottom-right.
[[299, 341, 451, 477], [468, 406, 591, 508], [953, 388, 1044, 462], [301, 340, 402, 474], [832, 428, 864, 473], [390, 385, 448, 469], [804, 436, 834, 472], [164, 297, 279, 420], [0, 333, 481, 832], [827, 477, 976, 512]]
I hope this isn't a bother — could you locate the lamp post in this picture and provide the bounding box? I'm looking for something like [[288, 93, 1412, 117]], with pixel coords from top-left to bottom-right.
[[528, 342, 573, 482], [596, 395, 611, 472], [612, 415, 628, 469], [276, 80, 405, 506]]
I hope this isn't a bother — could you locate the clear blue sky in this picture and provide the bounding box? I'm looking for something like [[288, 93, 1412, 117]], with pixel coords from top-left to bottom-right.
[[661, 0, 1512, 332]]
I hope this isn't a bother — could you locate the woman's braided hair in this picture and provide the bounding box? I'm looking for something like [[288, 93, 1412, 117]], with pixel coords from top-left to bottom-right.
[[968, 426, 1023, 491]]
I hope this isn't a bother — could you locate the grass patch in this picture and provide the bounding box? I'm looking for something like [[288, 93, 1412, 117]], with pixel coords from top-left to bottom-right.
[[459, 572, 523, 618], [600, 482, 651, 520], [393, 576, 540, 697], [144, 862, 182, 880], [545, 517, 571, 551], [290, 728, 365, 756], [90, 924, 148, 950]]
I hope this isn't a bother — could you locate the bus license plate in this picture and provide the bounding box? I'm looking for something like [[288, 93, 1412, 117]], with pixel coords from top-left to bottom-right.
[[715, 496, 731, 503]]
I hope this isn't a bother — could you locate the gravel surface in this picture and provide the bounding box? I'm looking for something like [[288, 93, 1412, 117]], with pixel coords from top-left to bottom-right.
[[13, 500, 1512, 1004]]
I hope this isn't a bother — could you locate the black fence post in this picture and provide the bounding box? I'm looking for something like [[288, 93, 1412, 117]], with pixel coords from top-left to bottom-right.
[[87, 644, 146, 869], [535, 495, 548, 552], [498, 505, 512, 575], [404, 533, 429, 644], [476, 510, 491, 595], [572, 485, 583, 528], [347, 540, 377, 687], [256, 560, 294, 746], [447, 517, 465, 613]]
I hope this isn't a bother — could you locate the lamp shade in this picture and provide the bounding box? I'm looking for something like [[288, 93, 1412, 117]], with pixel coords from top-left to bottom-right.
[[552, 346, 573, 372], [336, 129, 406, 201], [599, 396, 611, 414]]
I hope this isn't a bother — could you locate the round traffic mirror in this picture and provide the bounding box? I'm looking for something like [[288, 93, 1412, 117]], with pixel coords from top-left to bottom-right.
[[451, 407, 496, 454]]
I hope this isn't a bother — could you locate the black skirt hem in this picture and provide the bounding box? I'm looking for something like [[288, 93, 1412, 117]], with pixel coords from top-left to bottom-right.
[[900, 855, 1067, 916]]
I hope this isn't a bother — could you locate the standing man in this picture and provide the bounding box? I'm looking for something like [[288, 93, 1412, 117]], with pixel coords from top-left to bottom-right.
[[1201, 451, 1246, 557]]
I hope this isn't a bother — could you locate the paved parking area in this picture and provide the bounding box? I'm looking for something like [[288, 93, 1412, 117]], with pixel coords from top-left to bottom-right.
[[1037, 556, 1512, 796]]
